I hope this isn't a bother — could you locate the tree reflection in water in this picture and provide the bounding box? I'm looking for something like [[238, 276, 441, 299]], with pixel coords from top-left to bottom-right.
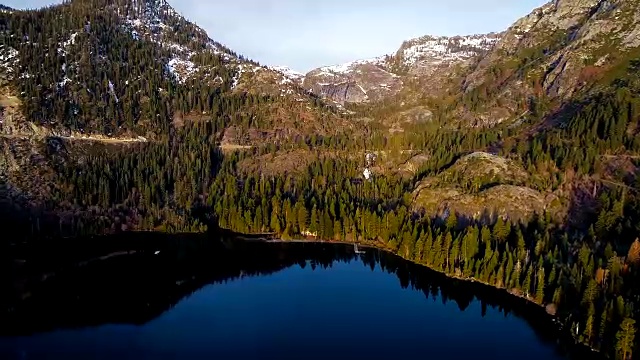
[[0, 234, 600, 359]]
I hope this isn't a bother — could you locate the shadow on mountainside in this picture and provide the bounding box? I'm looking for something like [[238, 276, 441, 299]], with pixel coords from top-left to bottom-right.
[[0, 179, 45, 245]]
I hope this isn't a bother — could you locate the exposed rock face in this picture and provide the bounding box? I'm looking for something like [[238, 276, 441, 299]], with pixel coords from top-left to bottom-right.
[[411, 152, 564, 222], [398, 106, 433, 124], [462, 0, 640, 126], [302, 59, 403, 104], [390, 34, 501, 76], [301, 34, 499, 104], [306, 81, 368, 104]]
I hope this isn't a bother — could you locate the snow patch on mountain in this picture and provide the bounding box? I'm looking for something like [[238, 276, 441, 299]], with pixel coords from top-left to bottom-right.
[[166, 58, 195, 83], [398, 34, 500, 66], [108, 80, 119, 103], [57, 32, 78, 56], [120, 0, 236, 68], [230, 63, 265, 89], [315, 56, 388, 76], [271, 66, 305, 82], [57, 77, 71, 89], [0, 45, 19, 79]]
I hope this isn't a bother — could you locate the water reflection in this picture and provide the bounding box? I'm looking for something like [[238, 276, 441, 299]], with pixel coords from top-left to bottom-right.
[[0, 234, 600, 359]]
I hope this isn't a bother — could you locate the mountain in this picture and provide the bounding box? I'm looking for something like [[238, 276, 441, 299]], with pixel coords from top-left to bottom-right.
[[2, 0, 639, 230], [0, 0, 364, 239], [300, 0, 640, 130], [302, 56, 400, 104], [458, 0, 640, 126], [270, 66, 305, 85], [300, 33, 500, 104], [0, 0, 351, 144]]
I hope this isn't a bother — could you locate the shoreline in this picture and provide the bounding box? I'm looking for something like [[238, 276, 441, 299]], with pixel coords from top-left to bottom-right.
[[259, 237, 600, 357], [5, 231, 601, 358]]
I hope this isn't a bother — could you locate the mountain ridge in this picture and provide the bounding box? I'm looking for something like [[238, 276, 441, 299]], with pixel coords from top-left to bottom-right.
[[290, 32, 501, 104], [0, 0, 355, 144]]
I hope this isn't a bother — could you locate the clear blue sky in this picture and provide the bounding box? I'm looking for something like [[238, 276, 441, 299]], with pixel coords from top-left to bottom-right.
[[5, 0, 548, 72]]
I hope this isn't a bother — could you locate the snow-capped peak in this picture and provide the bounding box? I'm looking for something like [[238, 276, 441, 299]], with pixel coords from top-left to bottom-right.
[[316, 56, 387, 75], [271, 66, 305, 82], [397, 33, 500, 66]]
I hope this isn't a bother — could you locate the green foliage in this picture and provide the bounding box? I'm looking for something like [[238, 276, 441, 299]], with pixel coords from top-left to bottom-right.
[[616, 318, 636, 360], [6, 117, 636, 359]]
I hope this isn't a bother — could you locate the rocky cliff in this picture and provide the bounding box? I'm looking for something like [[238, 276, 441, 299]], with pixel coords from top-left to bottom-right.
[[300, 34, 500, 104], [460, 0, 640, 126], [302, 58, 403, 104]]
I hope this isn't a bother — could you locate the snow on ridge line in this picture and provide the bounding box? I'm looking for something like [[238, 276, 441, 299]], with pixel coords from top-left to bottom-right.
[[317, 55, 388, 74], [271, 66, 306, 83], [399, 34, 500, 65], [305, 33, 500, 77], [271, 66, 304, 77]]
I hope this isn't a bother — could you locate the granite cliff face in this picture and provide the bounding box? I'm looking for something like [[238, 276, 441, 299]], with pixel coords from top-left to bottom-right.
[[389, 34, 501, 76], [461, 0, 640, 126], [302, 58, 402, 104], [299, 34, 500, 105], [296, 0, 640, 121]]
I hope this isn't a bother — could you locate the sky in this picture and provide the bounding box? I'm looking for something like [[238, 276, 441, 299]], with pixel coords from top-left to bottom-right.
[[6, 0, 548, 73]]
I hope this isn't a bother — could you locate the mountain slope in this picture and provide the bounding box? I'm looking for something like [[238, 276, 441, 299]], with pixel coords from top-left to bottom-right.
[[0, 0, 364, 239], [301, 33, 500, 104], [0, 0, 350, 144], [458, 0, 640, 126]]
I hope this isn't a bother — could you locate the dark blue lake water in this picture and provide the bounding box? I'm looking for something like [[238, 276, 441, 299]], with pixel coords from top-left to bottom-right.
[[0, 240, 586, 360]]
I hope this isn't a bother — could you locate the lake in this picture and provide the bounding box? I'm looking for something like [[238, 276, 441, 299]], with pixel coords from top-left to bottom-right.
[[0, 236, 598, 360]]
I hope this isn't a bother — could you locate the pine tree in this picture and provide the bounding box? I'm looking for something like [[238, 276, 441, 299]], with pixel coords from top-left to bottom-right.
[[536, 266, 545, 303], [627, 239, 640, 266], [522, 266, 533, 297], [270, 211, 281, 234], [309, 206, 318, 235], [333, 219, 342, 241], [583, 304, 595, 345], [616, 318, 636, 360], [445, 212, 457, 230], [297, 205, 308, 233]]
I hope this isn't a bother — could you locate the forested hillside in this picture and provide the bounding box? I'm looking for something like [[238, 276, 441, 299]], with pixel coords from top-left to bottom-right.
[[0, 0, 346, 142], [2, 0, 640, 358]]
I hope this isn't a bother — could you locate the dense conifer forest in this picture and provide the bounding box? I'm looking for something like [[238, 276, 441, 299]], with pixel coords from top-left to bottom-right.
[[2, 116, 637, 358]]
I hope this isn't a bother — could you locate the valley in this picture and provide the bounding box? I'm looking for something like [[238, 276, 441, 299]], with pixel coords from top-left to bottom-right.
[[1, 0, 640, 358]]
